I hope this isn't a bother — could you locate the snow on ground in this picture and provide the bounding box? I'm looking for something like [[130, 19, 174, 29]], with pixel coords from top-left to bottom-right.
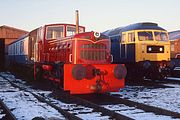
[[0, 72, 110, 120], [1, 72, 180, 120], [0, 91, 65, 120], [111, 84, 180, 113], [103, 104, 179, 120], [167, 77, 180, 81], [46, 96, 110, 120], [0, 109, 5, 119], [0, 73, 65, 120], [174, 67, 180, 71]]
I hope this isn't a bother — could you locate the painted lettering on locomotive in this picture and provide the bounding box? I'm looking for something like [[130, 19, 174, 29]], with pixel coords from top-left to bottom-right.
[[8, 11, 127, 94], [104, 22, 174, 80]]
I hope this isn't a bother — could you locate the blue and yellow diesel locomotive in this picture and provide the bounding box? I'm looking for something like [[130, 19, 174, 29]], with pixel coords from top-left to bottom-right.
[[104, 22, 174, 80]]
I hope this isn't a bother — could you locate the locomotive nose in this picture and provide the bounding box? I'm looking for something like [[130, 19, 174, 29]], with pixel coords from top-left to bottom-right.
[[114, 64, 127, 79]]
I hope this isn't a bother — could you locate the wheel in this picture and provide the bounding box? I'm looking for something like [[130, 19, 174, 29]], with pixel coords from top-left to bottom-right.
[[35, 65, 43, 81], [52, 64, 64, 88]]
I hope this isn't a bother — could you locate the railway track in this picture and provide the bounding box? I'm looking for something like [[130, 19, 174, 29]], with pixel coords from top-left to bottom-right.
[[51, 89, 133, 120], [0, 74, 133, 120], [126, 77, 180, 88], [0, 75, 81, 120], [0, 99, 17, 120], [163, 77, 180, 85], [76, 93, 180, 119], [1, 73, 180, 119]]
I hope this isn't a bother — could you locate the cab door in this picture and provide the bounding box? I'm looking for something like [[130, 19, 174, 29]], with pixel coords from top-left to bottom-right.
[[120, 33, 127, 59]]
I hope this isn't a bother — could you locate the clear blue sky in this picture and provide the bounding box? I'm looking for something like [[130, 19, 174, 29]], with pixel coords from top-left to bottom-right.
[[0, 0, 180, 32]]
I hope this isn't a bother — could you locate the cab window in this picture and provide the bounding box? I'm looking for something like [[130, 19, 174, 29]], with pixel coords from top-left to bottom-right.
[[67, 26, 76, 36], [128, 32, 135, 42], [46, 26, 64, 39], [66, 26, 85, 36], [121, 34, 126, 43], [138, 31, 153, 41], [155, 32, 168, 41]]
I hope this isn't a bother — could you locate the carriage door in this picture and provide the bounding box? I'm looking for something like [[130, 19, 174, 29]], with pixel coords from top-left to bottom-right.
[[120, 33, 127, 58]]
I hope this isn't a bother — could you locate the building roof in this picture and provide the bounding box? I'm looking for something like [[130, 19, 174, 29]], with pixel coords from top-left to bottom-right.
[[0, 25, 28, 33]]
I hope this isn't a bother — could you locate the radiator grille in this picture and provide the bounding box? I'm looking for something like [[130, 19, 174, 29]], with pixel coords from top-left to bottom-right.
[[80, 44, 107, 60]]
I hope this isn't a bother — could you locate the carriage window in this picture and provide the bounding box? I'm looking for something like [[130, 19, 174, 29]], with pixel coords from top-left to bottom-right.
[[66, 26, 85, 36], [138, 31, 153, 41], [155, 32, 168, 41], [46, 26, 64, 39], [128, 32, 135, 42], [20, 41, 24, 54]]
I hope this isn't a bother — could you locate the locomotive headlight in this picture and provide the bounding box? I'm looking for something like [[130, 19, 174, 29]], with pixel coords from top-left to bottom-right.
[[148, 47, 152, 51], [159, 47, 163, 52], [94, 32, 101, 38]]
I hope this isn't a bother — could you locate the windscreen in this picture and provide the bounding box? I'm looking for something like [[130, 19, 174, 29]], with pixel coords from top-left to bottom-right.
[[138, 31, 153, 41], [46, 26, 64, 39], [154, 32, 168, 41], [66, 26, 85, 36]]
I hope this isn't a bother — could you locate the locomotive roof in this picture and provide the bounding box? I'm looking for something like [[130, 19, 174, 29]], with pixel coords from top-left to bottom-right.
[[103, 22, 166, 36], [44, 23, 85, 29], [8, 23, 86, 45], [169, 30, 180, 40]]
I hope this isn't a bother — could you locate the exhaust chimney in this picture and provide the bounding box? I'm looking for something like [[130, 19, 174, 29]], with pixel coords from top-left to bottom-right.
[[75, 10, 79, 34]]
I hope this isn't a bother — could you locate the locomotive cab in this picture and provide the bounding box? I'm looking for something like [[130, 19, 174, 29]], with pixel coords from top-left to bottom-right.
[[135, 30, 170, 62]]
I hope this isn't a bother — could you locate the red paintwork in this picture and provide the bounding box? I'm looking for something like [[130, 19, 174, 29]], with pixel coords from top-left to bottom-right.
[[64, 64, 125, 94], [33, 24, 125, 94], [42, 65, 53, 71]]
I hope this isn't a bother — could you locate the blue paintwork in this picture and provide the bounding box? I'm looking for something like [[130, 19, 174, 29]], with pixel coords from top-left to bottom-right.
[[110, 36, 121, 63], [110, 36, 135, 63], [104, 22, 165, 36], [103, 22, 165, 64], [126, 44, 135, 63], [8, 55, 30, 64]]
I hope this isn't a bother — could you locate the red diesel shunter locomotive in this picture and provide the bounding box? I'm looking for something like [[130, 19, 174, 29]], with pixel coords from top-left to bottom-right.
[[8, 11, 126, 94]]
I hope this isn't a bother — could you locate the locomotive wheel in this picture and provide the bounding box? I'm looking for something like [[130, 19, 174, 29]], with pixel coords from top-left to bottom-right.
[[54, 67, 63, 80], [51, 64, 64, 88], [144, 68, 160, 81], [126, 64, 143, 83], [24, 66, 33, 81], [35, 66, 43, 81]]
